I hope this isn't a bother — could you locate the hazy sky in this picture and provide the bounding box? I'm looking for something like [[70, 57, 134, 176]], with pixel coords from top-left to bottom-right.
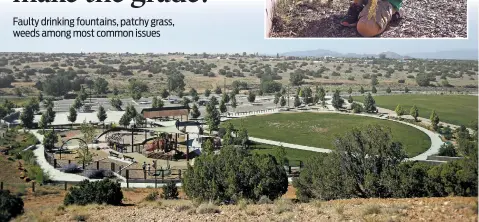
[[0, 0, 477, 54]]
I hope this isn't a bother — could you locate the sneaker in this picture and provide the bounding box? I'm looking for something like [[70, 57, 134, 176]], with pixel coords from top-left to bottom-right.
[[340, 3, 364, 27]]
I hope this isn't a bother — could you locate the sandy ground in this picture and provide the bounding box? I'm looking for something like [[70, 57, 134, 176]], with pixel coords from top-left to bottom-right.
[[14, 187, 478, 222], [271, 0, 467, 38]]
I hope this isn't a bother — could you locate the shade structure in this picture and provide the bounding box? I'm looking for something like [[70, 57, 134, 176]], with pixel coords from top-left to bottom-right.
[[138, 126, 185, 135]]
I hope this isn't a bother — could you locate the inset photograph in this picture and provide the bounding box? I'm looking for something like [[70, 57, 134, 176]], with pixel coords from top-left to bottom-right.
[[265, 0, 468, 38]]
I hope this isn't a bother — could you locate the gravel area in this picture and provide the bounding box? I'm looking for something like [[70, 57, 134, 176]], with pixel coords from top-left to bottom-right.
[[25, 196, 477, 222], [271, 0, 467, 38]]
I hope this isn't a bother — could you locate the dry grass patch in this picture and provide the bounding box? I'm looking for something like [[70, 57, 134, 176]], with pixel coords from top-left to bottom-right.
[[363, 204, 382, 216], [196, 202, 221, 214], [274, 199, 293, 214]]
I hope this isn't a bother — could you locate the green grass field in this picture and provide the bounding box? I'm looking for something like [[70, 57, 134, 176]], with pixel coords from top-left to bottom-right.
[[250, 143, 320, 166], [353, 95, 478, 127], [226, 113, 431, 157]]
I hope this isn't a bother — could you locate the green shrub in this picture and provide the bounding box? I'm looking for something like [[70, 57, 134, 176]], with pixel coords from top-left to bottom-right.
[[161, 180, 178, 199], [144, 191, 159, 201], [183, 146, 288, 203], [257, 195, 273, 204], [438, 143, 457, 157], [64, 179, 123, 206], [0, 190, 24, 221], [27, 165, 50, 184]]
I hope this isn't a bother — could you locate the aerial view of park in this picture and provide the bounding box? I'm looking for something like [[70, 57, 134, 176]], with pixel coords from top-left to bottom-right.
[[0, 52, 477, 221]]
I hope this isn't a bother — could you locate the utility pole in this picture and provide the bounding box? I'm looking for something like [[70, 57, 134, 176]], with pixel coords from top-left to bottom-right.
[[223, 77, 226, 93], [287, 85, 290, 107]]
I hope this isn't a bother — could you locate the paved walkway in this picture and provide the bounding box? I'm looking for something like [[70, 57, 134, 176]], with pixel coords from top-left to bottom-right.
[[30, 130, 89, 182]]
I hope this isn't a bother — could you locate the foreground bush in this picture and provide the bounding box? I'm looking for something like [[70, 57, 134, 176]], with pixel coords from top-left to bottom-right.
[[64, 180, 123, 206], [294, 124, 478, 202], [84, 169, 114, 179], [0, 190, 24, 221], [183, 145, 288, 203], [161, 180, 179, 199], [62, 163, 82, 173]]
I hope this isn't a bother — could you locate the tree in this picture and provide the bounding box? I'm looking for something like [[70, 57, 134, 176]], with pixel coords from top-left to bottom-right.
[[20, 105, 35, 129], [430, 110, 440, 131], [273, 93, 280, 107], [294, 125, 407, 201], [395, 104, 405, 117], [0, 190, 24, 221], [94, 77, 109, 94], [410, 105, 419, 122], [152, 96, 159, 108], [113, 86, 119, 96], [348, 87, 352, 94], [416, 73, 430, 86], [215, 86, 222, 94], [161, 180, 179, 199], [67, 106, 77, 127], [280, 96, 286, 107], [363, 93, 376, 113], [110, 97, 123, 110], [331, 90, 344, 110], [45, 105, 56, 126], [348, 95, 353, 103], [276, 146, 288, 167], [190, 104, 201, 119], [231, 95, 237, 110], [43, 130, 58, 151], [205, 103, 221, 134], [371, 75, 379, 86], [128, 79, 148, 101], [204, 89, 211, 97], [360, 86, 365, 94], [167, 72, 185, 92], [189, 88, 198, 98], [247, 91, 256, 103], [160, 89, 169, 99], [183, 145, 288, 203], [97, 105, 107, 126], [201, 138, 215, 154], [293, 95, 301, 107], [119, 112, 131, 127], [386, 87, 392, 93], [221, 93, 230, 104], [404, 86, 409, 93], [317, 87, 326, 106], [182, 97, 191, 109], [237, 126, 249, 149], [371, 86, 377, 94], [73, 96, 83, 110], [79, 86, 88, 101], [438, 143, 457, 157], [219, 100, 227, 113], [135, 114, 146, 127]]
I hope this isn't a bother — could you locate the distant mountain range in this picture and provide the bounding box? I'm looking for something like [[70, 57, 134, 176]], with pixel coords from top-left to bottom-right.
[[280, 49, 478, 60]]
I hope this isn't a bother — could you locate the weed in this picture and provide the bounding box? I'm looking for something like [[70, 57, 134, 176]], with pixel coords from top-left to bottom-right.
[[143, 191, 159, 202], [363, 205, 382, 216], [175, 204, 193, 212], [257, 195, 273, 205], [197, 202, 221, 214], [274, 199, 293, 214], [335, 205, 344, 215], [72, 214, 88, 222], [238, 199, 249, 210]]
